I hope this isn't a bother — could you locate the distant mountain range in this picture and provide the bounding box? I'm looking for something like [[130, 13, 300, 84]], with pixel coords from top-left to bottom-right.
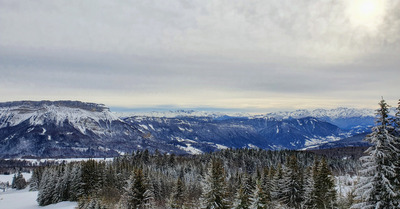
[[0, 101, 375, 158]]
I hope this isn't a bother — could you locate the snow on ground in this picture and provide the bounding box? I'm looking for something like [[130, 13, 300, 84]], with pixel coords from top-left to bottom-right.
[[215, 144, 229, 150], [0, 173, 32, 186], [177, 144, 203, 155], [0, 188, 77, 209]]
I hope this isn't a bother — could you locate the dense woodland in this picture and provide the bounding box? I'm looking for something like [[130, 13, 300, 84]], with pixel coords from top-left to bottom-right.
[[29, 148, 359, 209], [20, 99, 400, 208]]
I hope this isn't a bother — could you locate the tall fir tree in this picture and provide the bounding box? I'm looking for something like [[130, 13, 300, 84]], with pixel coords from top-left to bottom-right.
[[234, 174, 254, 209], [37, 167, 57, 206], [69, 163, 84, 201], [260, 167, 272, 204], [393, 99, 400, 205], [200, 158, 230, 209], [352, 99, 399, 208], [271, 163, 283, 201], [169, 169, 186, 209], [30, 167, 44, 191], [250, 179, 269, 209], [280, 155, 303, 209], [314, 158, 336, 209], [121, 167, 154, 209], [302, 165, 316, 209]]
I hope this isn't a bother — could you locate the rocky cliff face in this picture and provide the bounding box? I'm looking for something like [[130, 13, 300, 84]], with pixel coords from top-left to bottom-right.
[[0, 101, 182, 158]]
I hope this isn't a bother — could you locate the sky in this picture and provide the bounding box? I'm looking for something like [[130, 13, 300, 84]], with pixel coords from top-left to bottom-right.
[[0, 0, 399, 113]]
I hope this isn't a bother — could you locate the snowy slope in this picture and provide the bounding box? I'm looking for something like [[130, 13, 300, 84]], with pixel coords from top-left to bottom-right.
[[0, 101, 119, 135], [0, 188, 76, 209], [0, 101, 183, 158], [265, 107, 376, 133], [0, 101, 375, 157]]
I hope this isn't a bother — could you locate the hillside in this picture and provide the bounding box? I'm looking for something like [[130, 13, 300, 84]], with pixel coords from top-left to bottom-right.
[[0, 101, 373, 158]]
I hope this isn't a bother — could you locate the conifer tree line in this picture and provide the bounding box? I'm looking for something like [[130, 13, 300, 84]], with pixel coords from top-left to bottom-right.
[[32, 149, 346, 208]]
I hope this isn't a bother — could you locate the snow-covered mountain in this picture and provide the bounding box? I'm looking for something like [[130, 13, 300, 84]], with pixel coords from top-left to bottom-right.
[[265, 107, 375, 133], [265, 107, 375, 119], [123, 116, 346, 152], [0, 101, 374, 158], [0, 101, 182, 158], [115, 110, 252, 119], [0, 101, 119, 134], [121, 107, 376, 134]]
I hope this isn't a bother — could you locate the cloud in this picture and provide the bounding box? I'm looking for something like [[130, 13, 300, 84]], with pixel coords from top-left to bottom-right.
[[0, 0, 399, 110]]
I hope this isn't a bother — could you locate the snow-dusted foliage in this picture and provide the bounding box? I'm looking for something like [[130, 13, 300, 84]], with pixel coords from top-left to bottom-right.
[[279, 155, 303, 208], [200, 159, 230, 209], [118, 168, 154, 209], [314, 158, 337, 208], [352, 99, 400, 208], [29, 148, 349, 209]]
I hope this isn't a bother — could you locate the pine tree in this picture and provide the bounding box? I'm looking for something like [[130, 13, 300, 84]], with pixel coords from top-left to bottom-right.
[[250, 179, 269, 209], [30, 167, 44, 191], [234, 174, 254, 209], [11, 173, 16, 189], [69, 163, 84, 201], [11, 171, 27, 190], [352, 99, 399, 208], [81, 159, 99, 196], [271, 163, 283, 201], [280, 155, 303, 209], [37, 168, 57, 206], [260, 167, 272, 204], [121, 167, 154, 209], [200, 158, 230, 209], [169, 170, 186, 208], [393, 99, 400, 205], [314, 158, 336, 209], [302, 166, 316, 208]]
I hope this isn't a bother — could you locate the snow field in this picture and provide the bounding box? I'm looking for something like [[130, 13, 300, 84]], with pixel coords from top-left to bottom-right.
[[1, 173, 76, 209], [0, 188, 77, 209]]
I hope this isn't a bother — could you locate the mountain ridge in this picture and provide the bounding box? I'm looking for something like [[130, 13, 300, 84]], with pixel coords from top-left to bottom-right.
[[0, 100, 373, 158]]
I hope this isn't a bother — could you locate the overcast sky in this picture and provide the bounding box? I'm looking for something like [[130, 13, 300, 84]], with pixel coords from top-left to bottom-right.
[[0, 0, 399, 112]]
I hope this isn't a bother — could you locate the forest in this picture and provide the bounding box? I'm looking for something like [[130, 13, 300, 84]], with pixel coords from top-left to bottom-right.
[[25, 99, 400, 209]]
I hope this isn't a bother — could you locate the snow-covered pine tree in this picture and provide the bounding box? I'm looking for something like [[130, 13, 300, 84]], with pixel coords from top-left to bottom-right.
[[280, 155, 303, 209], [352, 99, 399, 209], [314, 158, 336, 209], [302, 165, 315, 208], [250, 179, 269, 209], [30, 167, 44, 191], [69, 163, 84, 201], [260, 167, 272, 204], [234, 174, 254, 209], [81, 159, 99, 196], [11, 171, 27, 190], [11, 173, 16, 189], [37, 167, 57, 206], [271, 163, 283, 201], [200, 158, 230, 209], [120, 167, 154, 209], [169, 170, 186, 208], [393, 99, 400, 205], [52, 165, 64, 203]]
